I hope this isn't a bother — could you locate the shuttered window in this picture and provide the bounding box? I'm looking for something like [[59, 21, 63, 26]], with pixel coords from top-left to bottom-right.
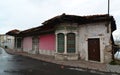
[[57, 33, 64, 53], [67, 33, 75, 53]]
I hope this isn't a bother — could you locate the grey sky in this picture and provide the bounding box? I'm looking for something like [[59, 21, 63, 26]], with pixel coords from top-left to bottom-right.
[[0, 0, 120, 38]]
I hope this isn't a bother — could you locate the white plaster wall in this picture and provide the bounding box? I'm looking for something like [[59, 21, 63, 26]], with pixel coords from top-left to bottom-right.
[[55, 23, 78, 54], [6, 36, 15, 49], [54, 22, 112, 63], [0, 35, 15, 49], [78, 22, 112, 63], [39, 49, 55, 56]]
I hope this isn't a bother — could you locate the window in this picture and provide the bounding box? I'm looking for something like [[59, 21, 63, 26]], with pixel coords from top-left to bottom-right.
[[57, 33, 64, 53], [67, 33, 75, 53]]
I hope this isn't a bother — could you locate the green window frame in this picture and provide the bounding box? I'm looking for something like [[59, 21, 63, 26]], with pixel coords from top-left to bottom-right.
[[67, 33, 75, 53], [57, 33, 64, 53]]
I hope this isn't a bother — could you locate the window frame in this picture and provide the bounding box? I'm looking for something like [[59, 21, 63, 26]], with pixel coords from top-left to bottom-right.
[[67, 33, 76, 53], [57, 33, 65, 53]]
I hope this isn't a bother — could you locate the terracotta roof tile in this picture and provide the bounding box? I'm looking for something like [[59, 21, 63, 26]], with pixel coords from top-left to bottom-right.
[[6, 14, 116, 37], [6, 29, 20, 36]]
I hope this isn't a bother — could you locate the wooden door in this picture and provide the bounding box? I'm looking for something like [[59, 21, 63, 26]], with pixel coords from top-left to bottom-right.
[[32, 37, 39, 54], [88, 38, 100, 61]]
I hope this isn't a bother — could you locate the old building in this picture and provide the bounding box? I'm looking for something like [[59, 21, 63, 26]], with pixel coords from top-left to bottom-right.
[[6, 29, 21, 50], [0, 34, 15, 49], [6, 14, 116, 63]]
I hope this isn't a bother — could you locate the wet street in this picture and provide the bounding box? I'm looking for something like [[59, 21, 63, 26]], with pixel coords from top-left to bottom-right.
[[0, 47, 117, 75]]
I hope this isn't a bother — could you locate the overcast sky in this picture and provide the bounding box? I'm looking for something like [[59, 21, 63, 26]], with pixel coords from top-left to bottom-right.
[[0, 0, 120, 38]]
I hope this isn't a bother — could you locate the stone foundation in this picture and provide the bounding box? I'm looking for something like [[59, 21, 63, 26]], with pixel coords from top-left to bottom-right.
[[39, 49, 55, 56], [104, 45, 113, 63], [55, 53, 79, 60]]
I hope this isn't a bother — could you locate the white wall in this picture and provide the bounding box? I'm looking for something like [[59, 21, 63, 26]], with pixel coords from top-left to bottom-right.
[[0, 35, 14, 49], [78, 22, 112, 63], [54, 22, 112, 63]]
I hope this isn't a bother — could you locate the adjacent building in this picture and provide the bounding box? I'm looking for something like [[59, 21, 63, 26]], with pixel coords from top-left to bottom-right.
[[6, 14, 116, 63], [0, 34, 14, 49]]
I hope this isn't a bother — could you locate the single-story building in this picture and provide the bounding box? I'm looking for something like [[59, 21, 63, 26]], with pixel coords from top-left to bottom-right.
[[0, 34, 15, 49], [6, 14, 116, 63], [5, 29, 21, 50]]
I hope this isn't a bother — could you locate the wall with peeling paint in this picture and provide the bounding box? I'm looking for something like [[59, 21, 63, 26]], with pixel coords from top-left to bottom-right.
[[78, 22, 112, 63], [55, 22, 112, 63], [39, 34, 55, 55]]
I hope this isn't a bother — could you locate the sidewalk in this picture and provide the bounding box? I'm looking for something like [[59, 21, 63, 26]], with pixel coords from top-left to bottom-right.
[[5, 48, 120, 74]]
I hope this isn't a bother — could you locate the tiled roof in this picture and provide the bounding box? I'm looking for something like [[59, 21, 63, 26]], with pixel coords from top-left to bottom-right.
[[6, 13, 116, 37], [6, 29, 20, 36], [43, 14, 111, 24], [42, 13, 116, 32]]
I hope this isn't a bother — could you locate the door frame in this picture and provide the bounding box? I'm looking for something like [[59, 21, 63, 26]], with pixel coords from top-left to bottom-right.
[[32, 36, 39, 54], [87, 37, 102, 62]]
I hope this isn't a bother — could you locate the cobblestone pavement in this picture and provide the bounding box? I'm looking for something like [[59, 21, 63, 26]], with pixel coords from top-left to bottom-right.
[[106, 64, 120, 73], [5, 49, 120, 74]]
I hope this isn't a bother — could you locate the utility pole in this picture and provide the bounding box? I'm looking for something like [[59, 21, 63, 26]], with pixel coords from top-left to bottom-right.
[[108, 0, 110, 16], [107, 0, 110, 33], [108, 0, 115, 61]]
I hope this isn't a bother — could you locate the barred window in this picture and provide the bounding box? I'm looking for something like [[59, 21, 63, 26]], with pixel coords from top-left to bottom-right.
[[57, 33, 64, 53], [67, 33, 75, 53]]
